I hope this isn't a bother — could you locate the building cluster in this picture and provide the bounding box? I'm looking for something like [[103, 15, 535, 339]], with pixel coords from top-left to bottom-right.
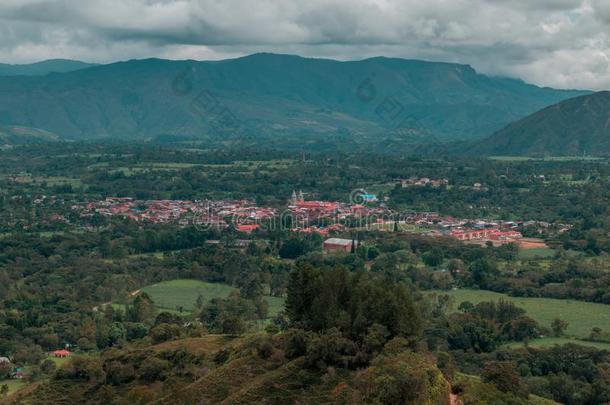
[[376, 211, 554, 249], [75, 197, 277, 226], [450, 228, 522, 242], [71, 194, 561, 250], [399, 177, 449, 187], [73, 193, 386, 234], [289, 190, 385, 221]]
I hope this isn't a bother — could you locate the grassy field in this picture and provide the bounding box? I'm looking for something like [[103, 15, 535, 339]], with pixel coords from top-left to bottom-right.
[[142, 280, 236, 312], [435, 289, 610, 339], [140, 279, 285, 318], [517, 247, 555, 259], [503, 337, 610, 350], [456, 373, 559, 404], [0, 379, 27, 396]]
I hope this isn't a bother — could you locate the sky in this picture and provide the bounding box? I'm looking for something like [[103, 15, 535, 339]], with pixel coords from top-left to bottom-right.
[[1, 0, 610, 90]]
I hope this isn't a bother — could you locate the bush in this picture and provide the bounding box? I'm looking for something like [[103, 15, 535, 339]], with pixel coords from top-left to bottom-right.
[[149, 323, 182, 343], [137, 357, 170, 382]]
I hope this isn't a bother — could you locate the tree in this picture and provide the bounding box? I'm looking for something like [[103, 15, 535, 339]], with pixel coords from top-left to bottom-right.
[[137, 357, 170, 382], [367, 246, 380, 260], [551, 318, 569, 337], [0, 384, 8, 398], [40, 359, 56, 375], [482, 361, 528, 398], [195, 294, 204, 309], [501, 316, 539, 342], [220, 315, 246, 335], [0, 363, 11, 378], [149, 323, 182, 343], [127, 293, 155, 324], [279, 238, 307, 259], [468, 259, 497, 288], [422, 248, 443, 267]]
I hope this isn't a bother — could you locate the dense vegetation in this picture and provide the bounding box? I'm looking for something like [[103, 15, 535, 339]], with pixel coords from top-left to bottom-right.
[[0, 142, 609, 404]]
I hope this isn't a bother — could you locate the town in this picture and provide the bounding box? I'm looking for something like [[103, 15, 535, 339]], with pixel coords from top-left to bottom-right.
[[68, 190, 558, 250]]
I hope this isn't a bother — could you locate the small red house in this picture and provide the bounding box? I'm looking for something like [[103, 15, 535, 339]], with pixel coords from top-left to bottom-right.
[[53, 349, 71, 358]]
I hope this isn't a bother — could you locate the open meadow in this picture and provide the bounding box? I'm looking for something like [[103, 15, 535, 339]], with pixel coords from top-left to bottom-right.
[[139, 279, 285, 318]]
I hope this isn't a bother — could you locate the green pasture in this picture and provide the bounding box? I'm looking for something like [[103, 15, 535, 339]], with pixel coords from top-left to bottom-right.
[[139, 279, 285, 318], [435, 289, 610, 339]]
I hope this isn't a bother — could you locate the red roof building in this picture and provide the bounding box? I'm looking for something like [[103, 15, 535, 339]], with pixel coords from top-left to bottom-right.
[[237, 224, 259, 233], [53, 349, 71, 358]]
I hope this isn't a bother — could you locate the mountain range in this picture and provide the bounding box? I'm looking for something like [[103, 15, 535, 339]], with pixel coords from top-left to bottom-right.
[[0, 54, 589, 150]]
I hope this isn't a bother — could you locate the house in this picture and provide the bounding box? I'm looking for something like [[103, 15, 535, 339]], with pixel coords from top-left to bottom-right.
[[0, 357, 10, 365], [53, 349, 71, 358], [323, 238, 357, 253]]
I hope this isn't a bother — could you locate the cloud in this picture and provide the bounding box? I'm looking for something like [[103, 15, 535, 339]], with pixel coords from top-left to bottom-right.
[[0, 0, 608, 90]]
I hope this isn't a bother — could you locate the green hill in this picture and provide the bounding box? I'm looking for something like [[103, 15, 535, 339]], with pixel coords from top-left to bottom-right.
[[476, 91, 610, 156], [0, 54, 587, 148]]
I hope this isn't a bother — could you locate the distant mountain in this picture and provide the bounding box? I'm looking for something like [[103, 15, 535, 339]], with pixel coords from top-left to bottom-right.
[[475, 91, 610, 156], [0, 54, 589, 147], [0, 59, 97, 76]]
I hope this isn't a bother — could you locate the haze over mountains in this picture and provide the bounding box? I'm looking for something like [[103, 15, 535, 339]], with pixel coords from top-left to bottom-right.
[[0, 53, 589, 150]]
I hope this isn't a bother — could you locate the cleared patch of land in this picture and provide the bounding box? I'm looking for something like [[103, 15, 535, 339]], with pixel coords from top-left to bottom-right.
[[141, 280, 235, 312], [436, 289, 610, 339], [139, 279, 285, 318]]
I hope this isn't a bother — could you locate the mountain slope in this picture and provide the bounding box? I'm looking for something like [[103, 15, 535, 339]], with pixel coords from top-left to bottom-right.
[[476, 91, 610, 156], [0, 59, 97, 76], [0, 54, 588, 145], [0, 125, 59, 145]]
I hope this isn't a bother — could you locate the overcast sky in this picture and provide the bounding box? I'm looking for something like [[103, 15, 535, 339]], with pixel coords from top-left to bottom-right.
[[1, 0, 609, 90]]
